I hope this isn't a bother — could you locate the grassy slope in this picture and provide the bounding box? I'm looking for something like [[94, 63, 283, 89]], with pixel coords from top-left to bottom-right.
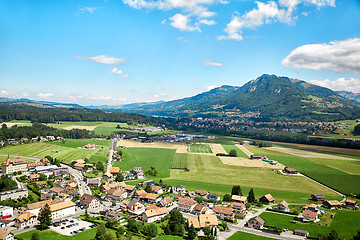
[[47, 139, 111, 148], [260, 210, 360, 239], [171, 153, 188, 169], [167, 154, 338, 203], [222, 144, 248, 158], [16, 229, 98, 240], [113, 147, 176, 179], [228, 231, 273, 240]]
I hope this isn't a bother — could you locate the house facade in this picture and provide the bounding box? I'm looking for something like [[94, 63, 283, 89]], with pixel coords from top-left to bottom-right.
[[80, 194, 101, 210], [14, 212, 37, 229], [1, 158, 27, 174], [247, 216, 265, 229]]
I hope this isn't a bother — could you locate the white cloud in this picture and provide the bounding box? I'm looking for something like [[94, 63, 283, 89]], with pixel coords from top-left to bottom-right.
[[199, 19, 216, 25], [111, 68, 123, 74], [170, 14, 200, 31], [206, 85, 219, 91], [37, 93, 54, 99], [22, 93, 30, 97], [0, 90, 10, 96], [80, 7, 103, 14], [88, 96, 127, 101], [202, 59, 226, 66], [309, 78, 360, 93], [219, 0, 335, 41], [282, 38, 360, 73], [121, 74, 129, 78], [76, 55, 126, 65]]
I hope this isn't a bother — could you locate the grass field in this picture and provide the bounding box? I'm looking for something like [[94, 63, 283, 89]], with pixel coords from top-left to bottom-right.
[[171, 153, 188, 169], [113, 147, 176, 179], [228, 231, 273, 240], [189, 144, 212, 153], [48, 139, 111, 148], [16, 229, 98, 240], [260, 210, 360, 239], [222, 144, 249, 158], [0, 142, 109, 164], [167, 154, 339, 203]]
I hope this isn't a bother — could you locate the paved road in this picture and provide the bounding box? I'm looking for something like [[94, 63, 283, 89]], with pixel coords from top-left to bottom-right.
[[61, 164, 91, 196], [0, 154, 40, 161], [106, 139, 116, 173]]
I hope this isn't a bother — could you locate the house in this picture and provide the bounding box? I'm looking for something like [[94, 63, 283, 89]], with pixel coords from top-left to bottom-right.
[[27, 162, 44, 170], [0, 219, 14, 230], [49, 187, 65, 195], [311, 194, 325, 202], [87, 178, 101, 187], [134, 190, 147, 199], [54, 177, 64, 184], [0, 206, 13, 219], [174, 185, 186, 194], [142, 193, 160, 204], [142, 180, 155, 186], [294, 229, 309, 237], [231, 202, 246, 214], [0, 230, 13, 240], [124, 172, 135, 180], [284, 167, 299, 174], [259, 194, 275, 204], [49, 201, 76, 220], [14, 212, 37, 229], [136, 170, 145, 179], [303, 204, 320, 213], [1, 157, 28, 174], [277, 200, 289, 211], [207, 194, 220, 201], [213, 206, 234, 220], [177, 198, 197, 212], [160, 197, 173, 207], [103, 211, 124, 222], [40, 158, 51, 166], [192, 204, 210, 215], [80, 194, 101, 210], [0, 189, 28, 201], [188, 214, 218, 230], [345, 199, 358, 208], [187, 191, 196, 198], [28, 174, 40, 181], [26, 199, 62, 216], [35, 181, 47, 186], [195, 190, 209, 197], [142, 207, 169, 223], [232, 195, 248, 204], [63, 186, 79, 196], [40, 193, 52, 201], [103, 172, 114, 180], [247, 216, 265, 229], [106, 189, 127, 200], [109, 167, 121, 176], [300, 210, 318, 222], [127, 199, 145, 213], [324, 200, 342, 210], [250, 155, 262, 160], [124, 185, 136, 196], [151, 185, 163, 195]]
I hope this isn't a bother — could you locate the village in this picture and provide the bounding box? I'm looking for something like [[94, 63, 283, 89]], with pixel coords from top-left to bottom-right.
[[0, 138, 358, 240]]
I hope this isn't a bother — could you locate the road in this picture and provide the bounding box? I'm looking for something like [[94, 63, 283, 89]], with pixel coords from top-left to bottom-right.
[[106, 139, 116, 173], [61, 164, 91, 196], [0, 154, 40, 161]]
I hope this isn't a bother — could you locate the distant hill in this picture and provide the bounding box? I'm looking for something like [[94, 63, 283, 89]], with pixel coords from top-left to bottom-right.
[[336, 91, 360, 103], [120, 74, 360, 121]]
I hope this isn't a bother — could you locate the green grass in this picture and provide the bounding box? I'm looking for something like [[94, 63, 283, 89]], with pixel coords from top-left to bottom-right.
[[222, 144, 248, 158], [16, 228, 98, 240], [245, 145, 290, 156], [155, 236, 185, 240], [113, 147, 176, 179], [189, 144, 212, 153], [308, 158, 360, 175], [167, 154, 339, 203], [171, 153, 188, 169], [47, 139, 111, 148], [260, 210, 360, 239], [228, 231, 273, 240], [0, 142, 109, 164]]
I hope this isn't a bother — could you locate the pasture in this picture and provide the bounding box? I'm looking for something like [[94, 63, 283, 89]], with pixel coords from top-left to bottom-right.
[[189, 144, 212, 153], [222, 144, 249, 158], [171, 153, 188, 169], [218, 156, 284, 169], [48, 139, 111, 148], [260, 210, 360, 239], [228, 231, 273, 240], [0, 142, 109, 164], [168, 154, 338, 203], [117, 140, 187, 153], [113, 147, 175, 179]]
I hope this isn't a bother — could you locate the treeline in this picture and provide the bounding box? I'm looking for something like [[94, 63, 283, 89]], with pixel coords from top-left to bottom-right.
[[0, 103, 176, 127], [0, 123, 93, 141]]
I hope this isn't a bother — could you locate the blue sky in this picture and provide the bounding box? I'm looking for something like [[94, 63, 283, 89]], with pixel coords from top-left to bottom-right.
[[0, 0, 359, 105]]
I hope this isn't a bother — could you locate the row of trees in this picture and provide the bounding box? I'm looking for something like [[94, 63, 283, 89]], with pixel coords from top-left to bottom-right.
[[223, 186, 256, 204]]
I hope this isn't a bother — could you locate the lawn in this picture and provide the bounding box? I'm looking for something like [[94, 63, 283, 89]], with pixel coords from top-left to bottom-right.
[[113, 147, 176, 179], [222, 144, 248, 158], [189, 144, 212, 153], [260, 210, 360, 239], [167, 154, 339, 203], [16, 228, 98, 240], [155, 236, 185, 240], [47, 139, 111, 148], [0, 142, 109, 164], [171, 153, 188, 169], [228, 231, 273, 240]]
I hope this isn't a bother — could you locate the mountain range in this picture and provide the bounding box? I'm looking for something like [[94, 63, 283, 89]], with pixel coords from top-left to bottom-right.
[[2, 74, 360, 122]]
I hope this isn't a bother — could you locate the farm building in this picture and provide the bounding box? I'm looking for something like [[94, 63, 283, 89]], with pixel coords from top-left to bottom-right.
[[276, 200, 289, 211], [324, 200, 342, 210], [294, 229, 309, 237], [345, 199, 358, 208], [250, 155, 262, 160], [311, 194, 326, 202], [284, 167, 298, 174], [259, 194, 275, 204]]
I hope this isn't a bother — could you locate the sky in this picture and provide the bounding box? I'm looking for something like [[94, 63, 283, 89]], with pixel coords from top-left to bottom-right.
[[0, 0, 360, 105]]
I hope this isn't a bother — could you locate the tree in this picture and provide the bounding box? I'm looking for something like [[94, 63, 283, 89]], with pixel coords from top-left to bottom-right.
[[229, 149, 238, 157], [169, 209, 185, 235], [143, 223, 158, 238], [116, 173, 124, 182], [144, 184, 152, 193], [31, 232, 40, 240], [38, 204, 52, 230], [223, 194, 232, 202], [187, 224, 197, 239], [116, 225, 126, 238], [231, 185, 242, 196], [39, 174, 47, 181], [353, 230, 360, 240], [84, 208, 89, 220], [96, 161, 105, 172], [95, 223, 107, 240], [164, 224, 171, 235], [248, 188, 256, 203], [203, 226, 211, 236], [126, 219, 142, 233], [353, 124, 360, 136], [319, 229, 340, 240], [104, 231, 117, 240], [105, 217, 118, 229]]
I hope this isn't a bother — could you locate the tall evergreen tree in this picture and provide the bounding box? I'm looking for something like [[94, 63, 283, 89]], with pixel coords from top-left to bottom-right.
[[248, 188, 256, 203], [231, 185, 242, 196], [38, 204, 52, 230], [144, 184, 152, 193], [95, 223, 107, 240], [187, 225, 197, 239]]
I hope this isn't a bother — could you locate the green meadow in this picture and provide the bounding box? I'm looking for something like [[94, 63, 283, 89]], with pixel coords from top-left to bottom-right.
[[171, 153, 188, 169], [189, 144, 212, 153], [228, 231, 273, 240], [222, 144, 248, 158]]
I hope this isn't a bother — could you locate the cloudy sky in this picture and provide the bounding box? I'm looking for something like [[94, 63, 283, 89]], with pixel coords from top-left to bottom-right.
[[1, 0, 360, 105]]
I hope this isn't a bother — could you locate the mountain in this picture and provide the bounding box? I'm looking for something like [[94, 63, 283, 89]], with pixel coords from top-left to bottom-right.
[[336, 91, 360, 103], [120, 74, 360, 121], [0, 97, 86, 109]]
